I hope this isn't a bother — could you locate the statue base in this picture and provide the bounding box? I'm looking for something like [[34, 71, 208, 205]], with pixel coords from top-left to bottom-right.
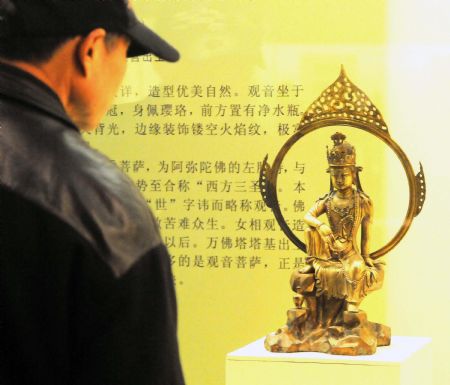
[[265, 308, 390, 355], [227, 336, 432, 385]]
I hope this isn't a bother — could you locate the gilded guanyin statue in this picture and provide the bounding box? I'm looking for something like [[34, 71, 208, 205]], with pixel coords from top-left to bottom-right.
[[300, 132, 384, 313], [259, 67, 426, 355]]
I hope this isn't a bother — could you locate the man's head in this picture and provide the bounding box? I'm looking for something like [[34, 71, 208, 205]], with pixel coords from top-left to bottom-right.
[[0, 0, 179, 130]]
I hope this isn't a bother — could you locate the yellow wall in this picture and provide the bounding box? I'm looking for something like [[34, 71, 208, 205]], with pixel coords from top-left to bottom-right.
[[386, 2, 450, 385], [86, 1, 449, 384]]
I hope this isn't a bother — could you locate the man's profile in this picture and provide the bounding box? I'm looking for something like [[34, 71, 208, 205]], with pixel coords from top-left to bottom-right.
[[0, 1, 184, 384]]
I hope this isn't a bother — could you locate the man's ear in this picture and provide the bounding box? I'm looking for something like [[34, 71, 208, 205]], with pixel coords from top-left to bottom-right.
[[75, 28, 108, 77]]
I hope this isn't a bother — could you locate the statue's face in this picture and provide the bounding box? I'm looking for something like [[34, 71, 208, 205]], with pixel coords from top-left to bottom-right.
[[330, 167, 354, 191]]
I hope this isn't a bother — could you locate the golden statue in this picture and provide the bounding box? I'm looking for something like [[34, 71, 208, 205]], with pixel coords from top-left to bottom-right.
[[301, 132, 384, 313], [260, 67, 426, 355]]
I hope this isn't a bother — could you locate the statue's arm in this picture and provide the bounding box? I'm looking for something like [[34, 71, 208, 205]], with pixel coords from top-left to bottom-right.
[[361, 195, 374, 265], [304, 197, 327, 229], [301, 197, 330, 271], [304, 196, 334, 245]]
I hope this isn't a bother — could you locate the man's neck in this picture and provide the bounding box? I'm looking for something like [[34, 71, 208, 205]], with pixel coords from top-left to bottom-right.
[[0, 39, 79, 111], [1, 59, 53, 88]]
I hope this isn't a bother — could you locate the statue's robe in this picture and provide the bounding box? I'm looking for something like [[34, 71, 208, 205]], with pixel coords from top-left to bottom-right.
[[305, 190, 384, 304]]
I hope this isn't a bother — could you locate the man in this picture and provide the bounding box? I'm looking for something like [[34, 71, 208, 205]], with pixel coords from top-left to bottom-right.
[[0, 1, 184, 384]]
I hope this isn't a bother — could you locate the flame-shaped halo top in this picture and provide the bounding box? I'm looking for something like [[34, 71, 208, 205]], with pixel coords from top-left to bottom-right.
[[298, 66, 388, 132]]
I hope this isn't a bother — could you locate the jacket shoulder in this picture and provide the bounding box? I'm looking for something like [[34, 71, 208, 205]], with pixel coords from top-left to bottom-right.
[[60, 131, 163, 276], [0, 102, 161, 277]]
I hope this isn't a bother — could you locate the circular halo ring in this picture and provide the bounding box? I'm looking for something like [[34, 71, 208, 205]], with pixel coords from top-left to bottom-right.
[[268, 118, 418, 259]]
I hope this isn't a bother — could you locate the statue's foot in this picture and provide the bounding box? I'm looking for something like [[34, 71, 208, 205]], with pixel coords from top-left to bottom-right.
[[346, 302, 359, 313], [299, 265, 314, 274]]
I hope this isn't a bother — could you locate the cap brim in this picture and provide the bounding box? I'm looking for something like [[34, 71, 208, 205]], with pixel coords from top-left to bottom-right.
[[125, 13, 179, 61]]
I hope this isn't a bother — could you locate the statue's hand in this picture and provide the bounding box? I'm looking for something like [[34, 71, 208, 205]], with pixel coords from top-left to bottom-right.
[[318, 224, 334, 246], [363, 256, 375, 267]]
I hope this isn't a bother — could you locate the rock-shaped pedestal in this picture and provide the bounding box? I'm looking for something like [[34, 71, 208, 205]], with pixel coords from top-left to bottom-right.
[[265, 309, 390, 355]]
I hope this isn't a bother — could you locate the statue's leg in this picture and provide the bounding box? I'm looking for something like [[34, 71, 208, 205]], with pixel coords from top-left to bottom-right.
[[346, 300, 361, 313], [304, 295, 318, 327], [323, 297, 346, 326], [342, 251, 366, 312]]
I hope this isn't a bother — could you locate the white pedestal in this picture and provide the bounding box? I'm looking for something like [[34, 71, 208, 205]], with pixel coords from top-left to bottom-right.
[[226, 336, 432, 385]]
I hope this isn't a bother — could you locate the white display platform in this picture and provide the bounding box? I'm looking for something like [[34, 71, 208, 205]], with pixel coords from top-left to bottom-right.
[[226, 336, 432, 385]]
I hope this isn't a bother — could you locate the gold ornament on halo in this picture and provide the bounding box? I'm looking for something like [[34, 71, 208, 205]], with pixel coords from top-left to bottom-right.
[[299, 66, 388, 131]]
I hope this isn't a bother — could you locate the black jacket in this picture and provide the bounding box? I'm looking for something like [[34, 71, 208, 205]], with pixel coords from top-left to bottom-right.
[[0, 63, 185, 385]]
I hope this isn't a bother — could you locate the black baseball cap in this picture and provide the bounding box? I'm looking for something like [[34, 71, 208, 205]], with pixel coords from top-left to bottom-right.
[[0, 0, 180, 61]]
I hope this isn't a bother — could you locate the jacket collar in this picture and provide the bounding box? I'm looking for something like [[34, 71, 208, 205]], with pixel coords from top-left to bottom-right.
[[0, 62, 79, 132]]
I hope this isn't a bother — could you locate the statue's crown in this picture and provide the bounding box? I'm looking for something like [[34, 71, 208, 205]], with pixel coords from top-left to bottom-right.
[[327, 132, 356, 167]]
